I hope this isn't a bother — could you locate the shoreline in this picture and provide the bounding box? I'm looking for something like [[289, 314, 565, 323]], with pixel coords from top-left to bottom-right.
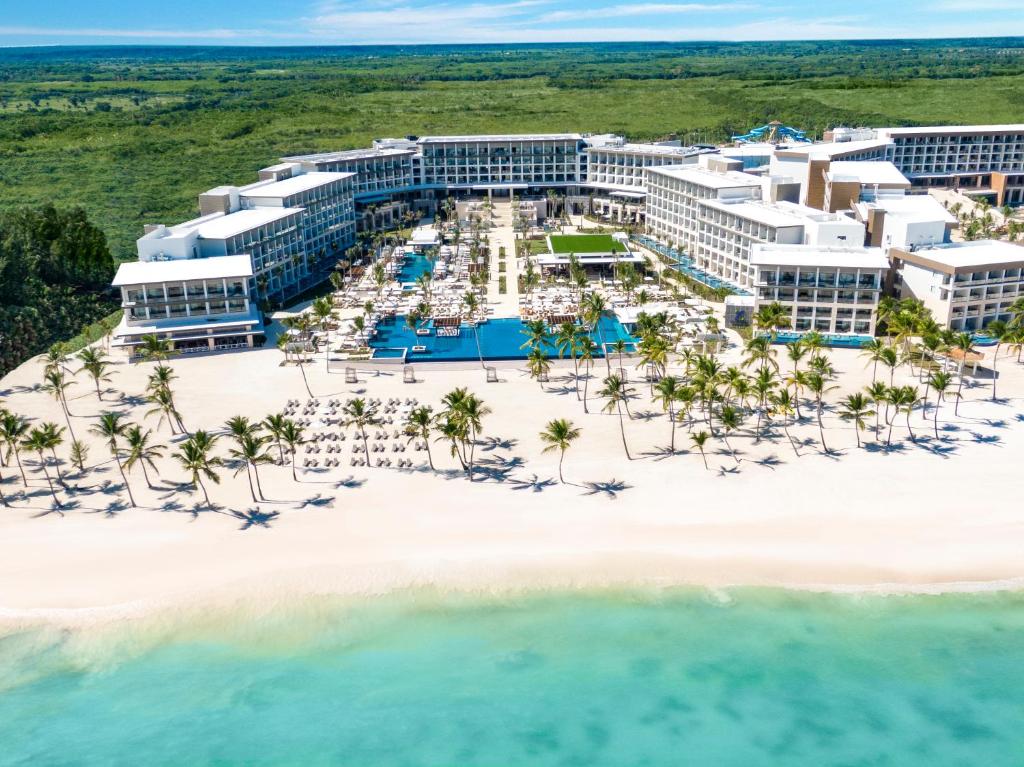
[[4, 555, 1024, 633]]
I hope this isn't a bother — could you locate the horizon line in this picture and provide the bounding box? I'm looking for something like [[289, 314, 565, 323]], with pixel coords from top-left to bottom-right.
[[2, 34, 1024, 52]]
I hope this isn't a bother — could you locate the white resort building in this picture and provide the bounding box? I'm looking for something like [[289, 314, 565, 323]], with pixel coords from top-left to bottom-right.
[[111, 254, 261, 356], [751, 244, 890, 335], [891, 240, 1024, 331], [108, 123, 1024, 356]]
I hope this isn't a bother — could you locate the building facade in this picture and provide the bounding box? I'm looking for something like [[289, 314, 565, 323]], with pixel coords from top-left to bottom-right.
[[751, 244, 889, 335], [891, 240, 1024, 331], [111, 255, 262, 357]]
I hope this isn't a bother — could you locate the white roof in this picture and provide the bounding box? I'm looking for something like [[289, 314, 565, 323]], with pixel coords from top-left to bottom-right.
[[113, 254, 253, 286], [647, 165, 762, 189], [281, 147, 415, 163], [825, 161, 909, 186], [592, 142, 706, 158], [879, 125, 1024, 136], [409, 226, 439, 246], [241, 172, 352, 199], [701, 198, 808, 228], [752, 244, 889, 270], [905, 240, 1024, 268], [777, 138, 891, 158], [854, 194, 956, 224], [195, 207, 303, 239]]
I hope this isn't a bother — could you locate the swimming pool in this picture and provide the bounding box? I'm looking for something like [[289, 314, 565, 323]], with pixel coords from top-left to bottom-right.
[[768, 332, 875, 349], [370, 316, 635, 362], [397, 253, 434, 283]]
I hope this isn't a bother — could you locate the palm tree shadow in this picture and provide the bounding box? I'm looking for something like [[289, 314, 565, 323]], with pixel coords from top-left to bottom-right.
[[480, 436, 519, 452], [296, 494, 335, 509], [546, 385, 576, 397], [472, 464, 514, 483], [716, 464, 741, 476], [482, 454, 525, 470], [630, 409, 661, 422], [580, 478, 632, 499], [231, 507, 280, 529], [970, 432, 1002, 445], [333, 476, 366, 489], [118, 393, 148, 408], [641, 445, 676, 461], [752, 454, 783, 469], [160, 499, 186, 513], [509, 474, 556, 492]]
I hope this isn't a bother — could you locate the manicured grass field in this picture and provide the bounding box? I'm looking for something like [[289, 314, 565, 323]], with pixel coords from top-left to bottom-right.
[[548, 234, 629, 254]]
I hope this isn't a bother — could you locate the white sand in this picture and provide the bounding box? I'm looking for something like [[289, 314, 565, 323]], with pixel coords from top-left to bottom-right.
[[1, 327, 1023, 627]]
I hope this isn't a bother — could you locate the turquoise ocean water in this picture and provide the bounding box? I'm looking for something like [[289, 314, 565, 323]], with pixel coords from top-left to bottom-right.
[[1, 588, 1023, 766]]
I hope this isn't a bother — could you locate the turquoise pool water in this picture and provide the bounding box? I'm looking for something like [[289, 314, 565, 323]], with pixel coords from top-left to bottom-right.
[[1, 588, 1023, 766], [371, 316, 635, 362], [769, 332, 875, 349], [397, 253, 434, 283]]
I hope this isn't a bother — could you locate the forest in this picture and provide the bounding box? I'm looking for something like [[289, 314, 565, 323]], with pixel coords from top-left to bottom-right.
[[0, 39, 1023, 371]]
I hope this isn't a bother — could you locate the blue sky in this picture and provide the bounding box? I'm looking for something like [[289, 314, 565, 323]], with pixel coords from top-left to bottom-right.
[[2, 0, 1022, 46]]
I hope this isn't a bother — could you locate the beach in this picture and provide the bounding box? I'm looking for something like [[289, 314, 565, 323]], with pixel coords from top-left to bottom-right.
[[1, 335, 1023, 627]]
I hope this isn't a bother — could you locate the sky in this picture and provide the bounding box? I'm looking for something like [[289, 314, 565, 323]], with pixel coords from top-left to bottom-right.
[[1, 0, 1023, 47]]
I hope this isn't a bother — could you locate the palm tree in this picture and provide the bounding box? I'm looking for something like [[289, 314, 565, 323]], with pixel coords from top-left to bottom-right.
[[718, 405, 742, 463], [984, 319, 1012, 401], [581, 293, 610, 370], [124, 425, 164, 489], [77, 347, 113, 400], [554, 322, 582, 399], [0, 411, 30, 485], [455, 393, 490, 480], [279, 419, 305, 481], [137, 334, 173, 366], [888, 386, 921, 445], [41, 368, 76, 442], [743, 335, 778, 374], [173, 431, 222, 509], [539, 418, 581, 483], [277, 333, 314, 399], [860, 339, 887, 383], [839, 393, 874, 448], [42, 343, 72, 377], [577, 337, 598, 414], [69, 439, 89, 475], [753, 301, 791, 340], [769, 389, 800, 456], [750, 368, 777, 442], [785, 340, 807, 376], [91, 412, 135, 507], [690, 430, 711, 470], [926, 371, 953, 440], [865, 380, 889, 440], [653, 375, 682, 452], [949, 332, 977, 415], [38, 422, 67, 487], [146, 386, 183, 436], [404, 406, 436, 470], [146, 364, 186, 434], [22, 427, 61, 508], [344, 398, 379, 468], [599, 374, 632, 460], [263, 413, 289, 464], [527, 347, 551, 389], [229, 433, 274, 502], [519, 319, 549, 352], [225, 415, 260, 444], [805, 372, 837, 454]]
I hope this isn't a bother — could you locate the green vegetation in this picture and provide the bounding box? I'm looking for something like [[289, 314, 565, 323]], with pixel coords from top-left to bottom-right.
[[0, 205, 117, 376], [548, 234, 626, 254], [3, 41, 1024, 262]]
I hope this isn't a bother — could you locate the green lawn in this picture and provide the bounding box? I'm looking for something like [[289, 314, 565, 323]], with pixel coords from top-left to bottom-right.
[[548, 234, 629, 255]]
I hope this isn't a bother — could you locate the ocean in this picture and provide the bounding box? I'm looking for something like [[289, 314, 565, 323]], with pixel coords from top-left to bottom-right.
[[1, 588, 1022, 766]]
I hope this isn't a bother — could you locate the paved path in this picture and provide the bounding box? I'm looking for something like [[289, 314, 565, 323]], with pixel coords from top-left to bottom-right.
[[484, 202, 521, 318]]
